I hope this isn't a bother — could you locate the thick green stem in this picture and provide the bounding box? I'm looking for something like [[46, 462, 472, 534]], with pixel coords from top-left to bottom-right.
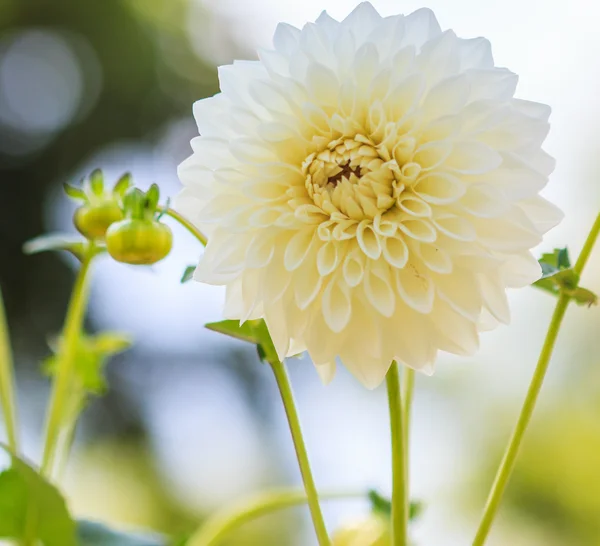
[[40, 246, 95, 478], [401, 367, 415, 452], [159, 207, 208, 246], [269, 360, 330, 546], [0, 287, 19, 453], [188, 489, 361, 546], [387, 361, 408, 546], [472, 212, 600, 545]]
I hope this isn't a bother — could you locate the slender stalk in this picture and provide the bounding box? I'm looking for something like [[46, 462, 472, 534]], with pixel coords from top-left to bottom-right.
[[159, 206, 208, 246], [188, 489, 362, 546], [387, 361, 408, 546], [472, 212, 600, 545], [574, 213, 600, 275], [40, 245, 95, 478], [0, 287, 19, 453], [401, 367, 415, 449], [269, 360, 330, 546]]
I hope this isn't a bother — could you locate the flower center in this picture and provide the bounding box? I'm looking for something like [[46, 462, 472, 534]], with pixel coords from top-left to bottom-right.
[[302, 137, 398, 221]]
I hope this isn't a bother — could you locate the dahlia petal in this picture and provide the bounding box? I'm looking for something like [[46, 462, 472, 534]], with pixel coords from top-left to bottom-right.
[[511, 98, 551, 122], [402, 8, 442, 50], [322, 278, 352, 332], [478, 273, 511, 324], [422, 74, 470, 122], [415, 242, 453, 274], [395, 264, 434, 313], [264, 304, 290, 359], [466, 67, 518, 102], [365, 264, 395, 317], [500, 251, 541, 287], [342, 2, 383, 43], [382, 234, 409, 268], [460, 183, 510, 217], [294, 255, 323, 310], [357, 221, 382, 259], [457, 37, 493, 70], [306, 63, 339, 107], [473, 216, 542, 251], [412, 140, 453, 171], [397, 194, 432, 217], [430, 299, 479, 355], [434, 268, 482, 320], [314, 360, 337, 384], [257, 121, 299, 142], [343, 251, 365, 287], [317, 241, 340, 276], [273, 22, 301, 57], [230, 137, 278, 163], [246, 233, 275, 268], [284, 229, 315, 271], [445, 141, 502, 174], [431, 214, 476, 241], [398, 218, 437, 242], [517, 196, 564, 233], [414, 172, 466, 204]]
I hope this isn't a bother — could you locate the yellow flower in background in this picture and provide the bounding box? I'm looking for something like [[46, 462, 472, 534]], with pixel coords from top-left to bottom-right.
[[331, 515, 390, 546], [176, 2, 562, 387]]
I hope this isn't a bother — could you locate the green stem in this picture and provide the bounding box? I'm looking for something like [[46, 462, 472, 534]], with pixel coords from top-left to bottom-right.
[[40, 245, 95, 478], [401, 367, 415, 451], [188, 489, 362, 546], [269, 360, 330, 546], [159, 207, 208, 246], [387, 361, 408, 546], [473, 212, 600, 545], [0, 287, 19, 453], [574, 213, 600, 275]]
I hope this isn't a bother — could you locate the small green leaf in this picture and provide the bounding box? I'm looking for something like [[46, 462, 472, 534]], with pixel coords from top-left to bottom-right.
[[534, 247, 598, 306], [0, 447, 77, 546], [77, 520, 166, 546], [88, 169, 105, 196], [63, 183, 86, 201], [180, 265, 196, 284], [205, 320, 260, 345], [145, 184, 160, 214], [23, 234, 88, 261], [568, 286, 598, 307], [89, 332, 133, 356], [44, 332, 131, 396], [557, 247, 571, 269], [113, 173, 132, 199], [367, 490, 424, 522]]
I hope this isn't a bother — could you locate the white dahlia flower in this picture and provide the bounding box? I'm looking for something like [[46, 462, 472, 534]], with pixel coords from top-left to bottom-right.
[[176, 2, 562, 388]]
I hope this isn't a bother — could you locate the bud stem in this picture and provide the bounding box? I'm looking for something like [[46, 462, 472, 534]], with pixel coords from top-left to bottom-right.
[[187, 489, 362, 546], [40, 244, 95, 479], [158, 207, 208, 246], [473, 212, 600, 545], [269, 359, 331, 546], [0, 286, 19, 453]]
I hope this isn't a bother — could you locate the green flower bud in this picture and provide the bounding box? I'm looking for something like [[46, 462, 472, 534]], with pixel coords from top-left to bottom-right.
[[332, 516, 390, 546], [66, 170, 132, 240], [105, 219, 172, 265], [73, 201, 124, 240], [105, 184, 173, 265]]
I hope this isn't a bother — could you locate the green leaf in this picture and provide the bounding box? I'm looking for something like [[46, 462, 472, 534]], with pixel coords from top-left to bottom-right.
[[367, 490, 423, 522], [77, 520, 166, 546], [180, 265, 196, 284], [0, 447, 77, 546], [89, 332, 133, 356], [63, 183, 86, 202], [113, 173, 133, 199], [205, 320, 260, 345], [23, 234, 88, 261], [44, 332, 131, 396], [145, 184, 160, 214], [567, 286, 599, 307], [534, 246, 598, 306], [88, 169, 105, 196]]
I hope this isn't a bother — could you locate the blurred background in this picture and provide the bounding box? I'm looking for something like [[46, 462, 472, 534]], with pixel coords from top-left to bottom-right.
[[0, 0, 599, 544]]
